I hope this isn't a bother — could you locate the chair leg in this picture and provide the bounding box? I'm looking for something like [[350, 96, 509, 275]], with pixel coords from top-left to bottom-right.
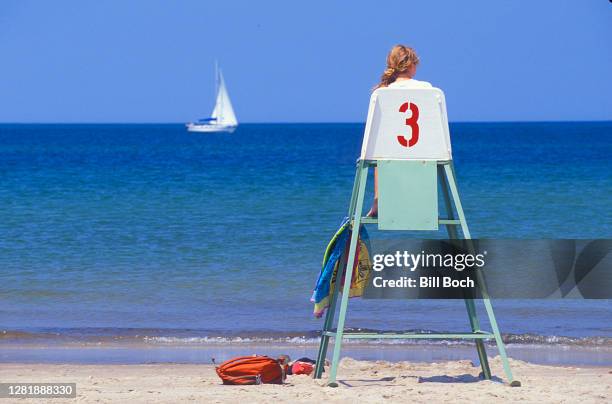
[[314, 279, 339, 379], [483, 298, 515, 383], [464, 298, 492, 379], [442, 163, 514, 382], [327, 162, 368, 387], [314, 162, 362, 379], [440, 165, 491, 378]]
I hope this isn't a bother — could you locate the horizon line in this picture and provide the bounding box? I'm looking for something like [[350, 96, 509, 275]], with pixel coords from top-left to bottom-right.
[[1, 119, 611, 125]]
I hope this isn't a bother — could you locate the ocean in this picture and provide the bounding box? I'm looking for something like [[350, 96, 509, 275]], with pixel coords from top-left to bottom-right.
[[1, 122, 611, 365]]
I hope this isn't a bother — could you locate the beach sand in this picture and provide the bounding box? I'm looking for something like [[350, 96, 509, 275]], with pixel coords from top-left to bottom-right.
[[1, 356, 610, 403]]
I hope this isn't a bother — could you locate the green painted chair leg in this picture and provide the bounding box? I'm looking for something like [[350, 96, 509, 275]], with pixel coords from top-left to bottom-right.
[[347, 163, 361, 216], [443, 162, 514, 383], [315, 162, 363, 379], [483, 298, 515, 384], [313, 312, 332, 378], [441, 165, 493, 380], [314, 339, 328, 379], [464, 298, 492, 379], [327, 163, 368, 387], [314, 281, 340, 379]]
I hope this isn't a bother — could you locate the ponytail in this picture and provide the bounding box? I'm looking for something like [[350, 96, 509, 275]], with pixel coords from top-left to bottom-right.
[[374, 45, 420, 90]]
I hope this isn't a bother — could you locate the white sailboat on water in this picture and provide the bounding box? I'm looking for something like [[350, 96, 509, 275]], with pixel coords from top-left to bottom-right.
[[186, 63, 237, 133]]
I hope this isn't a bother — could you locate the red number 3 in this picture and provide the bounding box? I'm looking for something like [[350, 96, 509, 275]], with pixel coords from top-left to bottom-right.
[[397, 102, 419, 147]]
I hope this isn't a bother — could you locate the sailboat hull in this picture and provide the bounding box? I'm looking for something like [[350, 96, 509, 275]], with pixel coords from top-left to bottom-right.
[[186, 123, 237, 133]]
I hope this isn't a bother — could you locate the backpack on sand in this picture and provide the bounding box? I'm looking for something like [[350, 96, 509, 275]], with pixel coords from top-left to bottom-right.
[[215, 356, 285, 385]]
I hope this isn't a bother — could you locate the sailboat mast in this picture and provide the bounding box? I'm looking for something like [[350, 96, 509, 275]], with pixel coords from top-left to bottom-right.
[[216, 60, 224, 123], [214, 60, 219, 97]]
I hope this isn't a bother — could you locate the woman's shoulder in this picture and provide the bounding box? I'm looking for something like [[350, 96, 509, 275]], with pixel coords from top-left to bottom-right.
[[388, 79, 433, 89]]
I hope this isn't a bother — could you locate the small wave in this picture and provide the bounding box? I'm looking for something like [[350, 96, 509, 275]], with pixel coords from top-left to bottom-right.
[[3, 328, 611, 348], [142, 335, 322, 345], [503, 333, 612, 347]]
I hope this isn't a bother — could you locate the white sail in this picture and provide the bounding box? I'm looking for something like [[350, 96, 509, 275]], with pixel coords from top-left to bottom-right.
[[211, 70, 237, 126], [186, 63, 237, 133]]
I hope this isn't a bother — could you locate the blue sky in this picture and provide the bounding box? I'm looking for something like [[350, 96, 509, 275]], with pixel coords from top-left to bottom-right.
[[1, 1, 611, 123]]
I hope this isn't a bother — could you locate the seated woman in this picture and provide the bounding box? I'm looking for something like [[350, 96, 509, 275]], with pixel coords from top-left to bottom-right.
[[367, 44, 432, 217]]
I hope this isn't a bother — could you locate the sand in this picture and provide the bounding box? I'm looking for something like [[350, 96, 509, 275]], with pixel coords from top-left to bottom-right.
[[1, 356, 610, 403]]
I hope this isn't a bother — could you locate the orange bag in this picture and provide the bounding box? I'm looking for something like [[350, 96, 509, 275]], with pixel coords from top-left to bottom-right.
[[215, 356, 285, 385]]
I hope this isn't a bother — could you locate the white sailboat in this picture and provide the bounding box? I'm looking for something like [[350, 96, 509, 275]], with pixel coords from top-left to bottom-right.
[[186, 63, 238, 133]]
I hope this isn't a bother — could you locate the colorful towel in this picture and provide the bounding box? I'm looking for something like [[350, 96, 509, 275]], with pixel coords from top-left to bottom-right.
[[311, 218, 372, 318]]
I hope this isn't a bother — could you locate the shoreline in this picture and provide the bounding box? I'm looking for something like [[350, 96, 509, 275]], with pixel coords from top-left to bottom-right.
[[1, 357, 610, 403], [2, 341, 611, 367]]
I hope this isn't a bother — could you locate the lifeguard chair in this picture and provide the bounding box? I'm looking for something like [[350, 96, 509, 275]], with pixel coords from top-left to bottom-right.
[[313, 87, 516, 386]]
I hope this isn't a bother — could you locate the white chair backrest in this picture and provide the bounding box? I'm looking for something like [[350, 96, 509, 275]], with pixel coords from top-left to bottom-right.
[[360, 87, 452, 161]]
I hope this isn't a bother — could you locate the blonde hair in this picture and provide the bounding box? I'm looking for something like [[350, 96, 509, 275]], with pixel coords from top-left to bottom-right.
[[375, 45, 420, 89]]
